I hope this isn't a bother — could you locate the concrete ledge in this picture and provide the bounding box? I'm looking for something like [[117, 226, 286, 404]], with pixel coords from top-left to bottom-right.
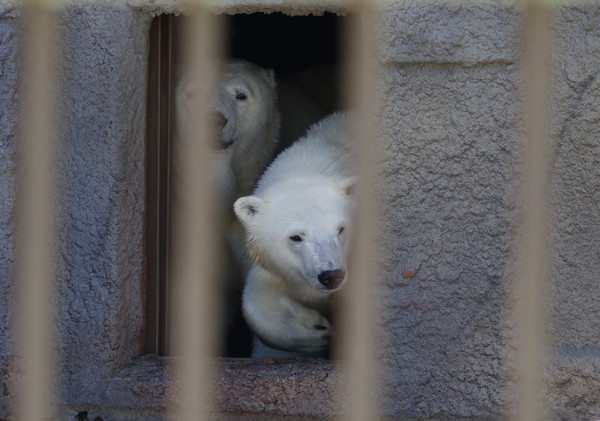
[[214, 358, 345, 417], [64, 356, 346, 419]]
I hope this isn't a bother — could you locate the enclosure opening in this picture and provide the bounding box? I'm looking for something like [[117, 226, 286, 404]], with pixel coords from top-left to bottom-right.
[[146, 12, 345, 357]]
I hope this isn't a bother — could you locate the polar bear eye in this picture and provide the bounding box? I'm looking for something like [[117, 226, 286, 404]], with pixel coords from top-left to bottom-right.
[[338, 226, 345, 235], [289, 235, 303, 242], [235, 92, 247, 101]]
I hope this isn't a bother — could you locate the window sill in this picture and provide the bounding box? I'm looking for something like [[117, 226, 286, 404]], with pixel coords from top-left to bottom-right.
[[66, 355, 346, 419]]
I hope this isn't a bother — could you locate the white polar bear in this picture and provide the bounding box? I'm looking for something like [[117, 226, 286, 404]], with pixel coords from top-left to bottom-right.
[[175, 59, 279, 210], [234, 112, 356, 358], [176, 59, 326, 203], [175, 59, 328, 356]]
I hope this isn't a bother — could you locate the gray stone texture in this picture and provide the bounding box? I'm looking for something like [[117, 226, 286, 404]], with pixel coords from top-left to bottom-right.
[[54, 4, 150, 405], [376, 56, 520, 421], [0, 9, 18, 418], [56, 355, 346, 420], [545, 5, 600, 420], [0, 4, 154, 417], [374, 3, 522, 420], [376, 2, 520, 65], [0, 1, 600, 420], [375, 2, 600, 420]]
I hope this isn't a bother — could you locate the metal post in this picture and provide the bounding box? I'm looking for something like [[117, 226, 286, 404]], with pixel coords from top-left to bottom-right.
[[13, 1, 59, 419], [514, 1, 552, 420], [338, 1, 379, 420], [168, 4, 224, 420]]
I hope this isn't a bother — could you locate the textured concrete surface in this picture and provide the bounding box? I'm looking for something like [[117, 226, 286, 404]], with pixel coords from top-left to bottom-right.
[[54, 4, 150, 406], [376, 61, 520, 420], [544, 5, 600, 420], [0, 5, 152, 416], [374, 3, 600, 420], [374, 3, 522, 419], [56, 356, 344, 420], [376, 2, 520, 65], [214, 358, 345, 417], [1, 1, 600, 420], [0, 8, 18, 418]]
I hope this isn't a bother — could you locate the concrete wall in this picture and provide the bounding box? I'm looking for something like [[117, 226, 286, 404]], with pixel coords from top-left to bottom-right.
[[546, 5, 600, 419], [376, 4, 521, 418], [0, 3, 152, 416], [0, 1, 599, 420], [0, 6, 19, 416], [55, 4, 150, 405]]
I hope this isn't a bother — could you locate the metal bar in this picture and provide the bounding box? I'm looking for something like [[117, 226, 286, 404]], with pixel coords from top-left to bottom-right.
[[168, 6, 224, 420], [13, 1, 59, 420], [514, 1, 552, 420], [338, 2, 379, 420]]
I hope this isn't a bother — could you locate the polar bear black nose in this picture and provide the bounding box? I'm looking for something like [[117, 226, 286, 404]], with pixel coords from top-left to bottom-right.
[[318, 269, 345, 289]]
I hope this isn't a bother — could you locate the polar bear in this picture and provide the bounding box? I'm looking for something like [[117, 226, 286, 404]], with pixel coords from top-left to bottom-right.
[[175, 59, 327, 356], [176, 59, 326, 202], [234, 112, 356, 358], [175, 59, 278, 210]]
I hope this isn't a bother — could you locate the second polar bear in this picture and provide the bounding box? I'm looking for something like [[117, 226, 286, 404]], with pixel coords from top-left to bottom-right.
[[234, 112, 356, 358], [176, 59, 326, 205]]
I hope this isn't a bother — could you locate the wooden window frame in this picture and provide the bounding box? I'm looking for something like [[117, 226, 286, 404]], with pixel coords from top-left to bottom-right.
[[145, 14, 175, 356]]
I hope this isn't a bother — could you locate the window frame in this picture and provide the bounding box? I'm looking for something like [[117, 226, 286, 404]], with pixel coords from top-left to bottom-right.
[[145, 14, 175, 356]]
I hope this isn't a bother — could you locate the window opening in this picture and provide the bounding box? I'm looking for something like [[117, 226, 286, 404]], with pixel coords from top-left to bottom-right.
[[146, 12, 344, 357]]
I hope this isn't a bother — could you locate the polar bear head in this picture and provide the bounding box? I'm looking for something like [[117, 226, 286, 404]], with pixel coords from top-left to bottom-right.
[[212, 60, 279, 151], [176, 59, 279, 152], [234, 177, 356, 299]]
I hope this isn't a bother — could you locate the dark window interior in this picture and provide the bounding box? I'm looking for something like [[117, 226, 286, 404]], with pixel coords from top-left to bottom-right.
[[229, 13, 340, 77], [145, 12, 343, 357]]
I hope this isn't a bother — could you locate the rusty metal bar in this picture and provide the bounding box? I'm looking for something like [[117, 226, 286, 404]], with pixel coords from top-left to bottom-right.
[[514, 1, 553, 420], [13, 1, 59, 420], [168, 5, 224, 420], [338, 2, 379, 420]]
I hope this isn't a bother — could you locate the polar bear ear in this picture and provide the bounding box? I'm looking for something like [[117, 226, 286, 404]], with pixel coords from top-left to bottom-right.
[[339, 176, 359, 197], [234, 196, 263, 227]]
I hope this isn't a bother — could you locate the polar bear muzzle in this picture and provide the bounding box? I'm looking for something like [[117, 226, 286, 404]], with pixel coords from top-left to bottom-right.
[[318, 269, 345, 289], [208, 111, 234, 150]]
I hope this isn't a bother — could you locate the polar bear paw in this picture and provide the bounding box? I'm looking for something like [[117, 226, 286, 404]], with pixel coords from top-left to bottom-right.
[[275, 298, 332, 354]]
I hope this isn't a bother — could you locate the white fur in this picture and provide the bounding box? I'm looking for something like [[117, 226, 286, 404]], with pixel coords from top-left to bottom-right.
[[176, 60, 328, 198], [176, 59, 281, 201], [234, 112, 355, 357], [175, 59, 329, 356]]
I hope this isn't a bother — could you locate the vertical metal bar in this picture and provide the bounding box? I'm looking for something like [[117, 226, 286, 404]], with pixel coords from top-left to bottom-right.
[[514, 1, 552, 420], [338, 2, 379, 420], [169, 5, 224, 420], [13, 1, 58, 420]]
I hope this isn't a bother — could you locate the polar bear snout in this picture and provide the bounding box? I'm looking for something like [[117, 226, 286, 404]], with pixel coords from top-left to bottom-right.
[[208, 112, 233, 150], [318, 269, 346, 289]]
